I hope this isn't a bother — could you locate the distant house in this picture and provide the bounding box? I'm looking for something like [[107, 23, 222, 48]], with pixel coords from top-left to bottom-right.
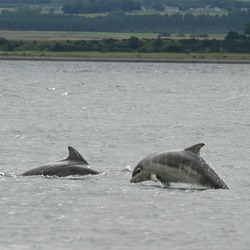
[[164, 6, 179, 13], [188, 6, 223, 13], [191, 7, 208, 13], [240, 8, 250, 12], [213, 7, 223, 12]]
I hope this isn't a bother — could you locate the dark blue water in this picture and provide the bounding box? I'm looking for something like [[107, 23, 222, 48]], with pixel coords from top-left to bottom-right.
[[1, 61, 250, 249]]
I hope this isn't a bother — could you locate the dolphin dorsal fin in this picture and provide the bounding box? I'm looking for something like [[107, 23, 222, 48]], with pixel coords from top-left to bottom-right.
[[184, 143, 205, 155], [65, 146, 89, 165]]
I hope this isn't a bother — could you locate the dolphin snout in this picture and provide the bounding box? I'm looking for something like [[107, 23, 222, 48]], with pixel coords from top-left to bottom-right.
[[130, 176, 137, 183], [130, 171, 150, 183]]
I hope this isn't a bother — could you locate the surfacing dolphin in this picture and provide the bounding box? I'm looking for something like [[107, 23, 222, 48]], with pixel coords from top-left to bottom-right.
[[21, 146, 99, 177], [130, 143, 228, 189]]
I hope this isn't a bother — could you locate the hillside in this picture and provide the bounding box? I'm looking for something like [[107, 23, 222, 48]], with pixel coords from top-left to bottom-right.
[[1, 0, 250, 12], [0, 0, 249, 35]]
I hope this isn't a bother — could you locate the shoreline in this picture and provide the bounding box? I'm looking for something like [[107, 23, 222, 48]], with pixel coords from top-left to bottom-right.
[[1, 55, 250, 64]]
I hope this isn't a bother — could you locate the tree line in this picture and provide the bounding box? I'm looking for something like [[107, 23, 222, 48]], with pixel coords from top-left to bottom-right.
[[61, 0, 250, 14], [0, 9, 250, 34], [1, 31, 250, 53], [0, 0, 51, 5], [62, 0, 141, 14]]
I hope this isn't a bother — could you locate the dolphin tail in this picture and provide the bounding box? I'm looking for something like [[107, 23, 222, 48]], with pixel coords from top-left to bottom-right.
[[199, 157, 229, 189], [204, 175, 229, 189]]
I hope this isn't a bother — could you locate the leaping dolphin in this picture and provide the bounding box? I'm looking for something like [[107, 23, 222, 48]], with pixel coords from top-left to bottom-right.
[[21, 146, 99, 177], [130, 143, 228, 189]]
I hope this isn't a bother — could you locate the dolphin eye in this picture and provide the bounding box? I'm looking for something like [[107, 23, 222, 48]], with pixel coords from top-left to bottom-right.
[[136, 168, 141, 173]]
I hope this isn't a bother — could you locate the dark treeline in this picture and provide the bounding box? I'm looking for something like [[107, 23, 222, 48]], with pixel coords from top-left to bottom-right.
[[0, 10, 250, 33], [62, 0, 250, 14], [0, 0, 51, 4], [1, 0, 250, 14], [156, 0, 250, 10], [1, 31, 250, 53], [62, 0, 141, 14]]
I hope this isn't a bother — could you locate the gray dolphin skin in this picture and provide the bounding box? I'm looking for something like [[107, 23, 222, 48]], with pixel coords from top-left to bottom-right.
[[21, 146, 99, 177], [130, 143, 228, 189]]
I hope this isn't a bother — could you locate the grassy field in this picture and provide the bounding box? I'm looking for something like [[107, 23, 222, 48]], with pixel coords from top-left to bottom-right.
[[0, 8, 14, 11], [0, 30, 160, 40], [0, 30, 227, 41], [0, 30, 245, 61], [0, 50, 250, 61]]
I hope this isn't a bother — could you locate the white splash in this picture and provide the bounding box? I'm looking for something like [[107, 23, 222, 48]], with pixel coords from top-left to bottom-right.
[[47, 87, 56, 91]]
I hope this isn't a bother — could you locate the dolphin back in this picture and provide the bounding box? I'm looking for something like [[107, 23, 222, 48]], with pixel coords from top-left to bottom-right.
[[21, 146, 99, 177], [21, 164, 99, 177], [149, 147, 228, 189]]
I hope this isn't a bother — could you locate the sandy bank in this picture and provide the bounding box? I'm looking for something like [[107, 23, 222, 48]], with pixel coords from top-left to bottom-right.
[[1, 56, 250, 64]]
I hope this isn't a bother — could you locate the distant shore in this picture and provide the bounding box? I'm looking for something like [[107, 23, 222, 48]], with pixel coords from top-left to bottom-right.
[[1, 55, 250, 64]]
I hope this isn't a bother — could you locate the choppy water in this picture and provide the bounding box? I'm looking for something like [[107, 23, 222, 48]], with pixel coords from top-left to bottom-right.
[[0, 61, 250, 250]]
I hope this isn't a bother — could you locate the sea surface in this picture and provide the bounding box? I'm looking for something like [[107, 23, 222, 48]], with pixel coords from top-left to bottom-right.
[[0, 60, 250, 250]]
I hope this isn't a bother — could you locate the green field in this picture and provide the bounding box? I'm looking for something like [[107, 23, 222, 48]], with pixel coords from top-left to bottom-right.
[[0, 30, 226, 41], [0, 30, 160, 40], [0, 8, 15, 13]]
